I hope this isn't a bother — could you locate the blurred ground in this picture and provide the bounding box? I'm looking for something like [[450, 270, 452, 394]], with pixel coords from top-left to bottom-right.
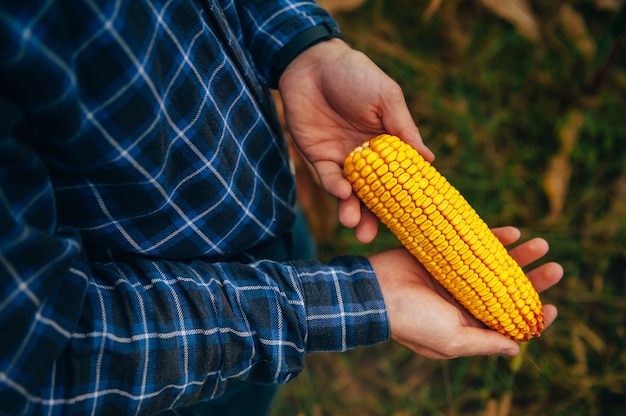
[[273, 1, 626, 415]]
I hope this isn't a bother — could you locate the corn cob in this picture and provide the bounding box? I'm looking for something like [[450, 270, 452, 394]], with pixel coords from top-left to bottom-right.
[[343, 134, 544, 341]]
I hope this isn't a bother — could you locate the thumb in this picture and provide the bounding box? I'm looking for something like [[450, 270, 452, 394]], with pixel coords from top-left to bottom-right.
[[455, 327, 521, 357], [312, 160, 352, 200], [380, 83, 435, 162]]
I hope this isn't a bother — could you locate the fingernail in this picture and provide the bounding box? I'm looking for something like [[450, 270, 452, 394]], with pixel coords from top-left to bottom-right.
[[501, 348, 518, 357]]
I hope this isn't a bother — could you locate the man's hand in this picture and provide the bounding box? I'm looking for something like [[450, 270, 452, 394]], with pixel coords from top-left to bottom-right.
[[368, 227, 563, 359], [278, 38, 434, 244]]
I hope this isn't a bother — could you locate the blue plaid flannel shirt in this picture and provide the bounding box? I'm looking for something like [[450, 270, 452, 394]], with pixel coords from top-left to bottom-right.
[[0, 0, 390, 414]]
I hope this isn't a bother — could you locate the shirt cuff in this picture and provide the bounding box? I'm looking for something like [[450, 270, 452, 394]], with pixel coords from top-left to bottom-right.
[[297, 255, 390, 352]]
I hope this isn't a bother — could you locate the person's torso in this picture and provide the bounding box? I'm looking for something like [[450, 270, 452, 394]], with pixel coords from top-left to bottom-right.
[[5, 0, 296, 261]]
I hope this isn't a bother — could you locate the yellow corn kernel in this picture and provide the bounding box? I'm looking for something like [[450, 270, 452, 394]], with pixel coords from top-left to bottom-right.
[[344, 134, 544, 341]]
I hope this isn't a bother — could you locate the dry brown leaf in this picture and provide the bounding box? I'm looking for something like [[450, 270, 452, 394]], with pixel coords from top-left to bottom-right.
[[440, 0, 472, 54], [571, 324, 588, 375], [608, 166, 626, 231], [318, 0, 366, 15], [484, 398, 498, 416], [543, 156, 571, 222], [478, 0, 540, 43], [559, 3, 596, 61], [559, 110, 582, 154], [571, 322, 606, 376], [575, 322, 606, 353], [594, 0, 624, 11], [423, 0, 444, 22], [543, 110, 583, 223], [365, 33, 414, 63], [497, 392, 513, 416]]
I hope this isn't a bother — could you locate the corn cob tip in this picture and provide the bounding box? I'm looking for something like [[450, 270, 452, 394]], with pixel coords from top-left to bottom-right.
[[344, 134, 544, 342]]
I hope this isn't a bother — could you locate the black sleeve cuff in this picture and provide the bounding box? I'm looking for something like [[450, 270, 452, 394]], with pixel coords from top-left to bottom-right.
[[270, 22, 343, 86]]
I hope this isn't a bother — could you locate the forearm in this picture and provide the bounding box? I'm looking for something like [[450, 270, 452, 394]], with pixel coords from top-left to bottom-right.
[[4, 253, 388, 415]]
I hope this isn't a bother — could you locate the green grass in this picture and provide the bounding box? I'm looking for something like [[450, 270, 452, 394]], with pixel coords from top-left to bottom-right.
[[272, 1, 626, 414]]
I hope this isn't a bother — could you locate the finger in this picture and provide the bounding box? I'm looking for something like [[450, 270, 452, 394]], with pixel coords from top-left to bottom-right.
[[541, 304, 559, 329], [338, 194, 362, 229], [453, 327, 521, 358], [380, 82, 435, 162], [314, 160, 353, 200], [527, 261, 564, 293], [395, 124, 434, 162], [354, 207, 379, 243], [491, 226, 522, 246], [508, 237, 549, 267]]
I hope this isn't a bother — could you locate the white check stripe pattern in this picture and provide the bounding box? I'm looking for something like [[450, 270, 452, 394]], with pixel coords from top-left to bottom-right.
[[0, 0, 390, 414]]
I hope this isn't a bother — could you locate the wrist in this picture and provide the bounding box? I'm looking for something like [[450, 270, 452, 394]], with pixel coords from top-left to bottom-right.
[[271, 22, 344, 86]]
